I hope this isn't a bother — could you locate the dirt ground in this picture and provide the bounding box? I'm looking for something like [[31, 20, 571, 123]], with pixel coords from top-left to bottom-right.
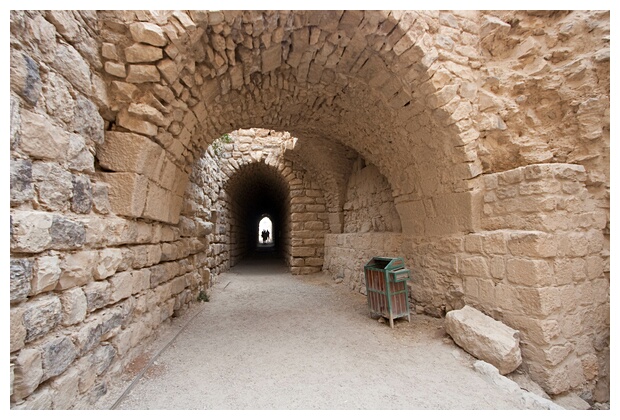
[[96, 252, 561, 410]]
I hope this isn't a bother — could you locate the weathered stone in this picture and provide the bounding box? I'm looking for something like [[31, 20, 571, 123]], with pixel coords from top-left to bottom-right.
[[91, 182, 111, 214], [11, 349, 43, 402], [11, 160, 34, 204], [473, 361, 563, 409], [11, 307, 27, 353], [129, 21, 168, 47], [11, 211, 54, 253], [19, 110, 70, 160], [50, 216, 86, 250], [56, 250, 96, 290], [126, 64, 160, 83], [50, 367, 80, 409], [32, 162, 73, 211], [94, 248, 123, 280], [128, 103, 166, 126], [40, 336, 78, 381], [60, 287, 87, 326], [445, 305, 522, 374], [71, 174, 93, 214], [506, 258, 553, 287], [101, 43, 119, 60], [31, 256, 61, 295], [10, 94, 21, 149], [91, 344, 117, 375], [67, 133, 96, 173], [22, 295, 62, 343], [45, 10, 80, 42], [109, 271, 134, 303], [74, 96, 105, 145], [83, 281, 111, 312], [10, 50, 42, 105], [98, 172, 148, 218], [10, 258, 32, 303], [125, 43, 163, 63], [51, 43, 91, 93]]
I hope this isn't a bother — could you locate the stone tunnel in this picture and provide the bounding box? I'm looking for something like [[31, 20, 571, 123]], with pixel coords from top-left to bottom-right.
[[9, 10, 610, 408]]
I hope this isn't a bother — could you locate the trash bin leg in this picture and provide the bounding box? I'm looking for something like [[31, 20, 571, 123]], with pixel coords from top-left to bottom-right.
[[389, 314, 394, 328]]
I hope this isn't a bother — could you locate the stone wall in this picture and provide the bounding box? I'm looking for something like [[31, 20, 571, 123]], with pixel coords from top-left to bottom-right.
[[324, 162, 609, 400], [343, 159, 402, 233], [10, 9, 609, 408]]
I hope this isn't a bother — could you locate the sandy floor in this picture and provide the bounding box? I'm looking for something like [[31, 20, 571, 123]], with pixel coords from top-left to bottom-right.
[[101, 252, 536, 410]]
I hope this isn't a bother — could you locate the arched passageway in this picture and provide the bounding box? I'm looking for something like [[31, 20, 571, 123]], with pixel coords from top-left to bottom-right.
[[9, 10, 609, 409], [226, 162, 290, 264]]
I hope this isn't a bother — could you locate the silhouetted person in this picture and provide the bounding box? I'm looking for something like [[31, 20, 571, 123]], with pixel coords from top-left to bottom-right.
[[261, 230, 269, 243]]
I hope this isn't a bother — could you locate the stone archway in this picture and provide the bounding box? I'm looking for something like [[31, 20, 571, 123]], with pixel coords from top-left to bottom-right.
[[10, 10, 609, 408]]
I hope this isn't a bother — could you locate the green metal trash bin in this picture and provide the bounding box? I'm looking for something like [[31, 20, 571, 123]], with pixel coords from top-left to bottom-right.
[[364, 256, 411, 328]]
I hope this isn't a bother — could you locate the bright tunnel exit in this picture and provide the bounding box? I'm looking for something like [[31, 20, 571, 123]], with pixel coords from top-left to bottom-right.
[[258, 216, 273, 244]]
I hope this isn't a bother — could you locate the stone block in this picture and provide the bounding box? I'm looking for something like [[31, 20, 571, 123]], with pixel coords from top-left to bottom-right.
[[459, 256, 490, 277], [19, 109, 71, 160], [57, 250, 96, 290], [132, 269, 151, 294], [99, 172, 148, 218], [11, 258, 32, 303], [143, 181, 172, 222], [74, 96, 104, 145], [11, 307, 27, 353], [11, 159, 33, 205], [292, 247, 316, 257], [52, 43, 91, 93], [32, 161, 73, 211], [117, 108, 158, 136], [506, 258, 553, 287], [40, 336, 78, 381], [109, 272, 134, 303], [104, 61, 126, 78], [32, 256, 61, 295], [94, 248, 123, 280], [507, 231, 557, 258], [11, 349, 43, 402], [71, 174, 93, 214], [23, 295, 62, 343], [445, 305, 522, 374], [91, 344, 117, 376], [157, 59, 179, 83], [98, 131, 165, 176], [130, 22, 167, 46], [49, 215, 86, 250], [60, 287, 87, 326], [464, 234, 484, 253], [125, 43, 163, 63], [11, 50, 42, 106], [50, 367, 79, 409], [126, 64, 160, 83], [83, 281, 111, 312]]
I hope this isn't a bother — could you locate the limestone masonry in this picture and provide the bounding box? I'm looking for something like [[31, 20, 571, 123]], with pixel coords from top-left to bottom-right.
[[10, 10, 609, 408]]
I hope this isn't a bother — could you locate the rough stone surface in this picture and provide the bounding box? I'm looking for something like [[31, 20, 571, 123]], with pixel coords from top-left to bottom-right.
[[31, 256, 61, 295], [40, 336, 78, 381], [10, 159, 33, 205], [22, 295, 62, 343], [11, 349, 43, 402], [10, 258, 33, 303], [8, 9, 610, 408], [445, 305, 522, 374]]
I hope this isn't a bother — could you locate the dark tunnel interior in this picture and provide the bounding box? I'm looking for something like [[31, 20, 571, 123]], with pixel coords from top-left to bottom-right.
[[225, 162, 291, 267]]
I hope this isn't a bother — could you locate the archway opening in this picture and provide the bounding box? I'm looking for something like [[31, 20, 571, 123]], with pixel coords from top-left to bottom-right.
[[258, 215, 274, 246], [226, 162, 291, 267]]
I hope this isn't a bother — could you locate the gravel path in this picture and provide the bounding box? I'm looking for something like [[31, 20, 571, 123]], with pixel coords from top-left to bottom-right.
[[103, 253, 533, 410]]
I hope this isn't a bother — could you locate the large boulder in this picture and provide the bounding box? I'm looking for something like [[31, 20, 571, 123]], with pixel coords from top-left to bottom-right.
[[445, 305, 522, 374]]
